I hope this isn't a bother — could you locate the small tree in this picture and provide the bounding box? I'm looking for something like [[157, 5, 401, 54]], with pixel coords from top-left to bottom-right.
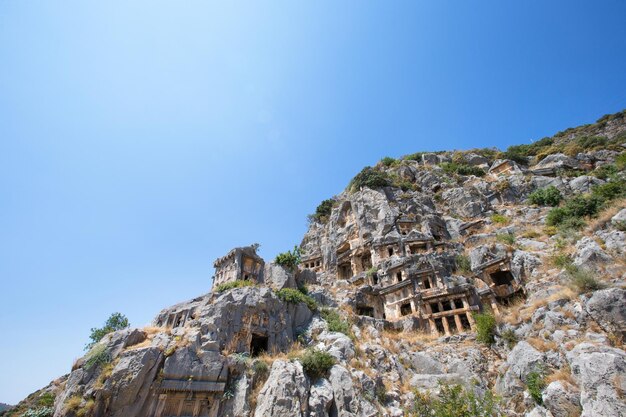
[[298, 348, 336, 379], [86, 312, 130, 350], [528, 186, 562, 206], [474, 312, 497, 345], [275, 246, 301, 269]]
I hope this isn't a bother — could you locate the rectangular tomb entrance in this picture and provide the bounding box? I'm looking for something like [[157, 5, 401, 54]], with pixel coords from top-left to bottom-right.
[[250, 334, 269, 357]]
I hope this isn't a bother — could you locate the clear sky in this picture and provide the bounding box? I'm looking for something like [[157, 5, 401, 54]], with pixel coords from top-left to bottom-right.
[[1, 0, 625, 404]]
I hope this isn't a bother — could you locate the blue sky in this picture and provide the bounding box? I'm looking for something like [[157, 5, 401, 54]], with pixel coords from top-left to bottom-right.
[[1, 0, 625, 404]]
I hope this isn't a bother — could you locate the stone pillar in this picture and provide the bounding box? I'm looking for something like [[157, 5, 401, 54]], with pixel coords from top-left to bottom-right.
[[466, 312, 476, 330], [193, 398, 202, 416], [489, 296, 500, 315], [154, 394, 167, 417], [441, 315, 451, 336], [454, 314, 463, 333]]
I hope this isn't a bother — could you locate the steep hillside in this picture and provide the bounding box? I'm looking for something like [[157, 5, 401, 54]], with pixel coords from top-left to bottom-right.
[[5, 109, 626, 417]]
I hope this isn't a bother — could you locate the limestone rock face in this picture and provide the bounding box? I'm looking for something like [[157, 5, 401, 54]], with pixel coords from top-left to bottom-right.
[[308, 378, 335, 417], [567, 342, 626, 417], [442, 187, 490, 218], [253, 360, 310, 417], [542, 381, 581, 417], [569, 175, 604, 193], [495, 341, 545, 399], [263, 263, 296, 290], [585, 288, 626, 337], [573, 237, 612, 267], [14, 111, 626, 417]]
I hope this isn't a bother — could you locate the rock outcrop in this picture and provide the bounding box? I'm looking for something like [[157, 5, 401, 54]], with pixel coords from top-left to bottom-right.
[[6, 109, 626, 417]]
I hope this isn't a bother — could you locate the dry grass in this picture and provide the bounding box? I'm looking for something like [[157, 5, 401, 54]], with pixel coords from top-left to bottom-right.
[[526, 337, 558, 352], [380, 329, 439, 345], [93, 362, 115, 390], [126, 339, 152, 350], [561, 308, 577, 321], [545, 365, 577, 387], [518, 287, 576, 322], [64, 395, 83, 412], [76, 399, 94, 417], [255, 341, 305, 366], [587, 198, 626, 233], [499, 296, 526, 325], [142, 325, 167, 336]]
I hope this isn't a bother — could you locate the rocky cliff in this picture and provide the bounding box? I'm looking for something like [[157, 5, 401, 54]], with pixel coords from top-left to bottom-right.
[[5, 110, 626, 417]]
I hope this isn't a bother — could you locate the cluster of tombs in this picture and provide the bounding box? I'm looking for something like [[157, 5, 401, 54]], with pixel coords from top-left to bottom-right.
[[145, 248, 524, 416], [303, 231, 524, 336]]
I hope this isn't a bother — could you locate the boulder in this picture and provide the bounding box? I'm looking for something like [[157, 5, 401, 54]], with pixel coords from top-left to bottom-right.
[[495, 341, 545, 398], [100, 347, 164, 417], [317, 331, 355, 363], [442, 187, 490, 218], [264, 263, 296, 290], [567, 342, 626, 417], [254, 360, 310, 417], [585, 288, 626, 337], [328, 365, 360, 416], [573, 237, 611, 267], [534, 153, 582, 170], [569, 176, 604, 193], [308, 378, 335, 417], [612, 208, 626, 225], [542, 381, 581, 417]]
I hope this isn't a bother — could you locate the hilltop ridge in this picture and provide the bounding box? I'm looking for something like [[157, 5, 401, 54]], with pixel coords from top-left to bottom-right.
[[5, 109, 626, 417]]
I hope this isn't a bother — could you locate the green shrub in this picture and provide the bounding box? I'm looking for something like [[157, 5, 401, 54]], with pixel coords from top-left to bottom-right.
[[567, 265, 605, 294], [474, 312, 497, 345], [389, 173, 417, 191], [439, 162, 486, 177], [348, 167, 391, 192], [298, 348, 336, 379], [455, 254, 472, 274], [275, 246, 301, 269], [320, 308, 352, 336], [85, 312, 130, 350], [566, 195, 603, 218], [380, 156, 396, 167], [252, 359, 269, 379], [503, 137, 554, 165], [214, 279, 254, 293], [576, 135, 608, 150], [491, 214, 510, 225], [500, 329, 518, 349], [591, 164, 618, 180], [592, 180, 626, 201], [37, 393, 55, 408], [408, 382, 501, 417], [526, 370, 546, 405], [545, 184, 618, 228], [84, 343, 112, 370], [20, 408, 54, 417], [558, 217, 586, 231], [275, 288, 318, 311], [308, 199, 335, 224], [404, 152, 425, 161], [616, 153, 626, 170], [230, 352, 251, 365], [502, 149, 529, 165], [550, 253, 572, 268], [496, 233, 515, 245], [546, 207, 568, 226], [528, 186, 563, 206]]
